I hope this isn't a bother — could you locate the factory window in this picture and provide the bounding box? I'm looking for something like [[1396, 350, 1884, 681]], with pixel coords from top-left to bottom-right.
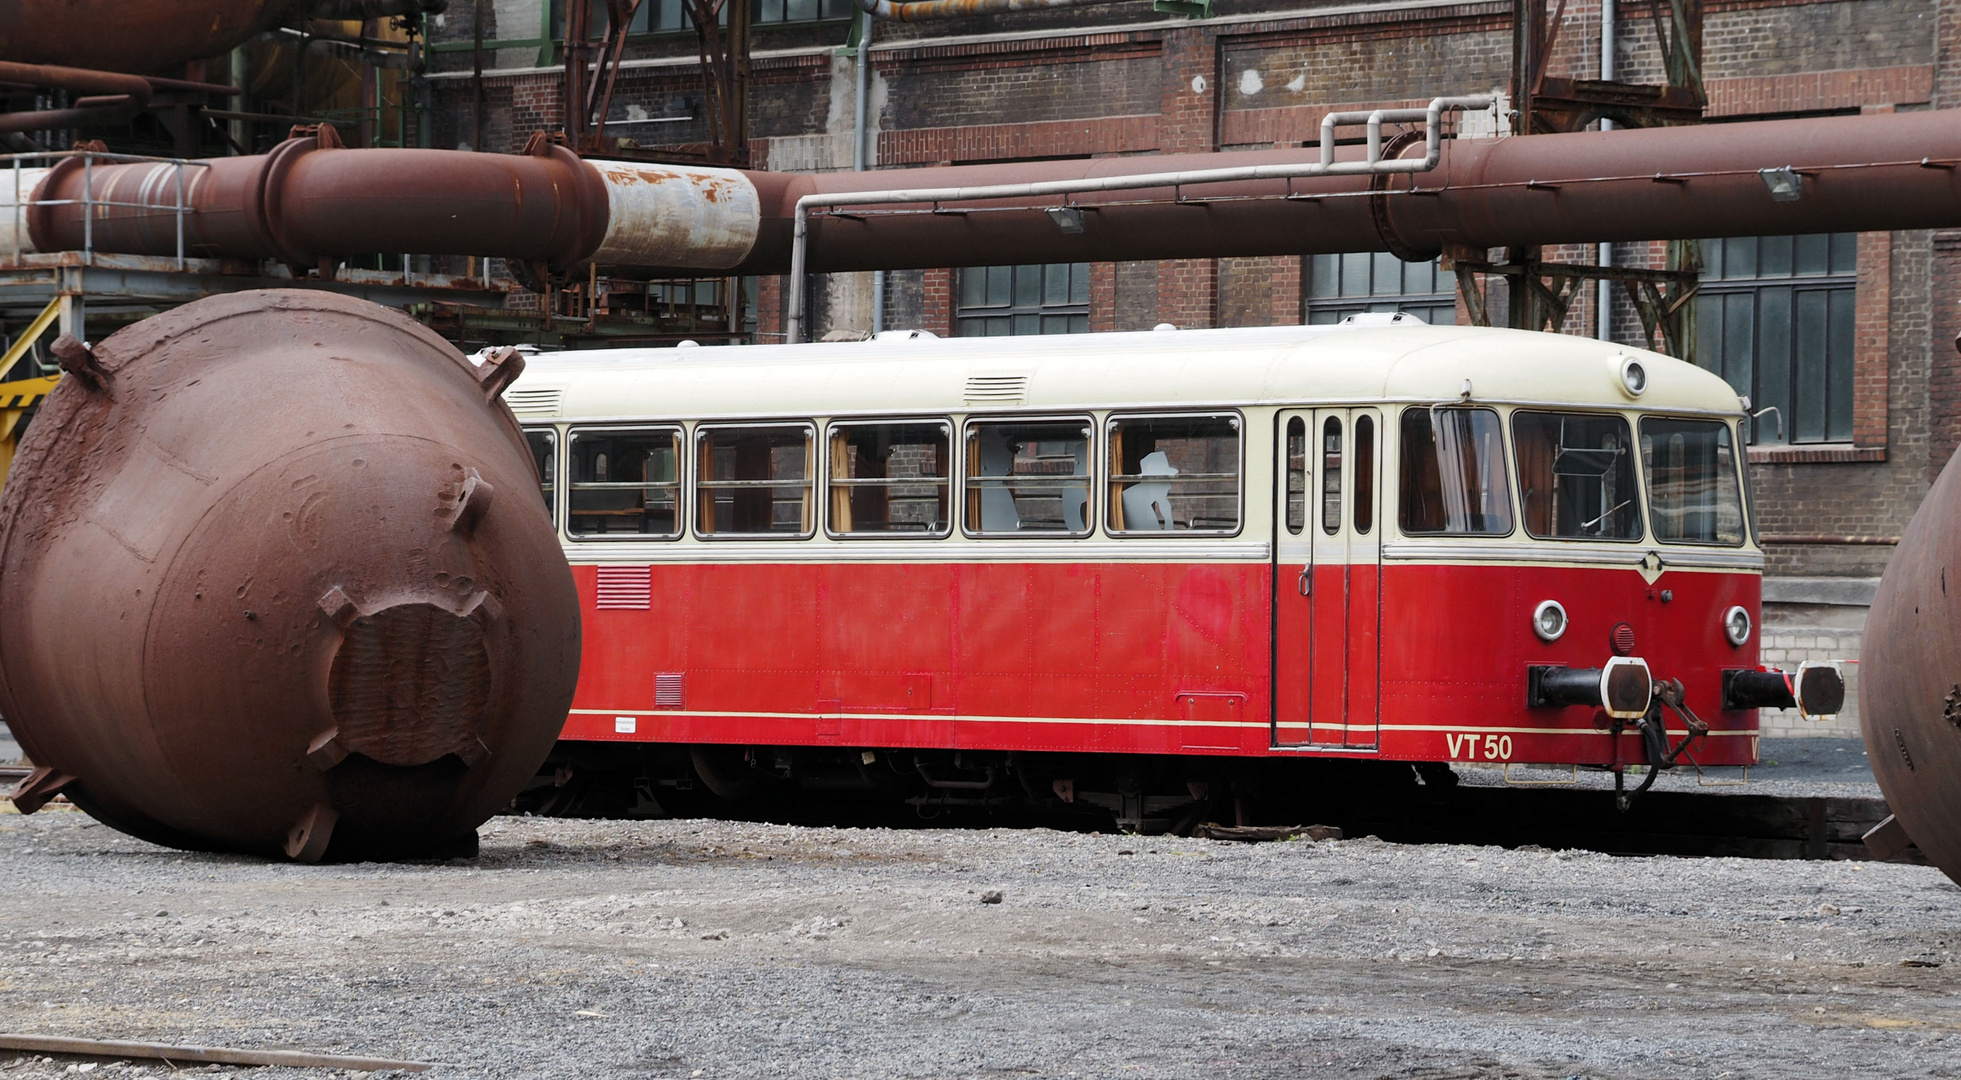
[[1695, 234, 1856, 445], [696, 424, 814, 538], [954, 264, 1090, 337], [1106, 414, 1242, 535], [554, 0, 852, 37], [1306, 253, 1457, 326], [567, 427, 682, 539], [826, 421, 952, 537], [964, 418, 1093, 536]]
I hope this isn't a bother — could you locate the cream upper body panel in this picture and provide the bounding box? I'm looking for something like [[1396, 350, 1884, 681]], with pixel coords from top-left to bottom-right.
[[510, 324, 1746, 423]]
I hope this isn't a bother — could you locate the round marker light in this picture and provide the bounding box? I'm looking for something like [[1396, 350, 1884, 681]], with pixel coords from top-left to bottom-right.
[[1533, 599, 1568, 642], [1723, 605, 1752, 646], [1619, 356, 1648, 398]]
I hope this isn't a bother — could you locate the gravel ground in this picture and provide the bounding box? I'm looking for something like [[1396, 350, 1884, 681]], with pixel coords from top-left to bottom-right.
[[3, 802, 1958, 1080]]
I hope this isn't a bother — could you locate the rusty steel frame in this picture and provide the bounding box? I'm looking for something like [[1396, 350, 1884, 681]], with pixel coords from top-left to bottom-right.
[[784, 95, 1495, 341]]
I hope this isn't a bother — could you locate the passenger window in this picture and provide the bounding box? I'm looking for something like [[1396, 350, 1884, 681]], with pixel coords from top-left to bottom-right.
[[696, 424, 814, 538], [1399, 407, 1513, 535], [567, 427, 680, 539], [964, 419, 1092, 536], [1353, 414, 1375, 535], [1108, 414, 1241, 534], [1321, 417, 1342, 535], [1640, 417, 1744, 545], [1285, 416, 1307, 534], [524, 428, 557, 523], [827, 421, 952, 537], [1512, 411, 1643, 541]]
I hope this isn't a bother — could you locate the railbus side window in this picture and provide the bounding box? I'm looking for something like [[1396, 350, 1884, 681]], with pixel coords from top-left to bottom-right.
[[963, 418, 1093, 536], [1398, 407, 1514, 535], [1107, 413, 1242, 535], [523, 428, 557, 525], [1285, 416, 1307, 534], [1321, 417, 1342, 535], [1353, 414, 1375, 535], [1640, 417, 1744, 545], [1512, 411, 1643, 541], [695, 424, 814, 538], [567, 427, 681, 539], [827, 420, 952, 537]]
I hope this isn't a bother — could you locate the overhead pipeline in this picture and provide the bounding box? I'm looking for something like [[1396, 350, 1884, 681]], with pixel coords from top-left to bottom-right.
[[15, 108, 1961, 276], [0, 0, 447, 75]]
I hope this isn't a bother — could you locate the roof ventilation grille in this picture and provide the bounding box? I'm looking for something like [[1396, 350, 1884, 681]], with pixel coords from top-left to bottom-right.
[[963, 373, 1029, 406], [503, 387, 562, 417]]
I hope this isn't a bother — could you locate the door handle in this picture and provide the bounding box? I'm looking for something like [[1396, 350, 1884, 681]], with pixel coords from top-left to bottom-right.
[[1297, 568, 1311, 596]]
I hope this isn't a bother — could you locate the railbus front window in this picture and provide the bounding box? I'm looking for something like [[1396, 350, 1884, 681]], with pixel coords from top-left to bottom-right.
[[1107, 414, 1242, 535], [524, 428, 557, 525], [567, 427, 681, 538], [963, 419, 1092, 536], [1640, 418, 1744, 546], [696, 424, 814, 538], [1398, 407, 1514, 535], [827, 421, 952, 537], [1285, 416, 1307, 534], [1512, 412, 1643, 541]]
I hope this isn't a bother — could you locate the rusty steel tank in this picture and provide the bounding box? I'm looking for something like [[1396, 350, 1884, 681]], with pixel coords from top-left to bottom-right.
[[0, 289, 579, 862], [1862, 443, 1961, 885]]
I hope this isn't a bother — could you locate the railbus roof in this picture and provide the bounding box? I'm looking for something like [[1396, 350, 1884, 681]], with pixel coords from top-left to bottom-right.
[[510, 323, 1746, 422]]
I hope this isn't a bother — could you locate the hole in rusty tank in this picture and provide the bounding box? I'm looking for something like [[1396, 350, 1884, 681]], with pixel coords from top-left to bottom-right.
[[328, 602, 491, 768]]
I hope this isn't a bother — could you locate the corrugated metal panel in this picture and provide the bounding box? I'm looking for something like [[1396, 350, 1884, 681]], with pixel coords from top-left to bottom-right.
[[594, 565, 650, 610]]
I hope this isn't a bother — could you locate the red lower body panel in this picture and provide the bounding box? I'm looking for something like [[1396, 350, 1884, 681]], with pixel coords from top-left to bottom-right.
[[560, 559, 1760, 768]]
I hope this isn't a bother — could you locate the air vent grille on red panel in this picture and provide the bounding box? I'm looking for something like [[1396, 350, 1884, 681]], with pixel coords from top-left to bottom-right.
[[655, 673, 685, 709], [595, 565, 651, 610]]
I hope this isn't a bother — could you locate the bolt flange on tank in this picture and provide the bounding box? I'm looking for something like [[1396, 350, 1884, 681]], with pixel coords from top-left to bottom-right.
[[0, 290, 579, 862]]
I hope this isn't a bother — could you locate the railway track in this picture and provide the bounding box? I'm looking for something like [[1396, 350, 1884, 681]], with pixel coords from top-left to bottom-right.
[[5, 757, 1917, 865]]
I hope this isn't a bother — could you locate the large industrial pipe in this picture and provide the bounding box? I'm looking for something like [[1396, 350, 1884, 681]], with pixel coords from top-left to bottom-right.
[[0, 63, 153, 135], [0, 0, 447, 74], [14, 108, 1961, 276], [0, 289, 580, 862]]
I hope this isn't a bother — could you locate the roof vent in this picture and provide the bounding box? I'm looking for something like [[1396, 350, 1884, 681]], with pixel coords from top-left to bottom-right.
[[1338, 311, 1427, 327], [964, 373, 1029, 406], [503, 387, 561, 417]]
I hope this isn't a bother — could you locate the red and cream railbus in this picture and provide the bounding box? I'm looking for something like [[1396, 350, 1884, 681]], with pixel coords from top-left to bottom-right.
[[505, 319, 1838, 825]]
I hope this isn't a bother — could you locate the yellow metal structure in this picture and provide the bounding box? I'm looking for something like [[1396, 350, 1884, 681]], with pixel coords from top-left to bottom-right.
[[0, 297, 61, 376], [0, 374, 56, 489]]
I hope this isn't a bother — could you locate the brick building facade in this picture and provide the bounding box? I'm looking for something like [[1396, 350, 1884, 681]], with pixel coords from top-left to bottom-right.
[[424, 0, 1961, 735]]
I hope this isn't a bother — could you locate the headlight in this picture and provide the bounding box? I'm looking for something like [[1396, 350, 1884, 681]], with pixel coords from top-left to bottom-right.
[[1618, 356, 1648, 398], [1533, 599, 1568, 642], [1723, 605, 1752, 646]]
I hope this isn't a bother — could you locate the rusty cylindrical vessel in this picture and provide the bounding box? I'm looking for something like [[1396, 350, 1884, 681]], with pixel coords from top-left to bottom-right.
[[1862, 446, 1961, 885], [0, 290, 579, 862]]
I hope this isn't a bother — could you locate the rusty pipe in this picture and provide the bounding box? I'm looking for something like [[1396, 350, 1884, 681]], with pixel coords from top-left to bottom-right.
[[0, 62, 152, 134], [19, 129, 762, 270], [17, 108, 1961, 277], [740, 107, 1961, 275], [0, 0, 446, 74]]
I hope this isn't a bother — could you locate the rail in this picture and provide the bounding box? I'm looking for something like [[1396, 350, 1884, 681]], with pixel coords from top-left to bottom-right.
[[784, 95, 1495, 342], [6, 150, 214, 271]]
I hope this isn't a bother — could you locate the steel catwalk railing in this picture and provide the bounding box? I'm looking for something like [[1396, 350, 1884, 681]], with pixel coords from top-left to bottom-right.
[[8, 150, 212, 270], [784, 95, 1495, 343]]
